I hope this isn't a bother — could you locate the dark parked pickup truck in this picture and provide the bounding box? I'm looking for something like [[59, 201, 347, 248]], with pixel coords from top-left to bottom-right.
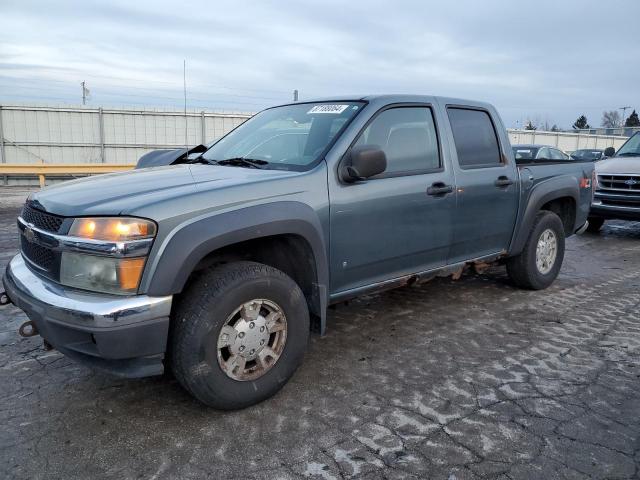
[[2, 95, 594, 409]]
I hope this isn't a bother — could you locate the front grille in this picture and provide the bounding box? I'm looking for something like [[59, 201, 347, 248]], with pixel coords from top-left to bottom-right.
[[21, 204, 64, 233], [597, 174, 640, 192], [21, 235, 55, 271]]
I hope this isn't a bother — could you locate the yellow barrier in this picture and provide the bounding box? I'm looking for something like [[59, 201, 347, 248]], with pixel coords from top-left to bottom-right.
[[0, 164, 135, 188]]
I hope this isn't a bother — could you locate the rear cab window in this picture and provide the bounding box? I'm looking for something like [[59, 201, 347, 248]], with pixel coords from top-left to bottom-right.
[[447, 107, 502, 168]]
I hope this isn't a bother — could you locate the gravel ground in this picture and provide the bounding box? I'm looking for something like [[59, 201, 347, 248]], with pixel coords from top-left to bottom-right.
[[1, 186, 640, 480]]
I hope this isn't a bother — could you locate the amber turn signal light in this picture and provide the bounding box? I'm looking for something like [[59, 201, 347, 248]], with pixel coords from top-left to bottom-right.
[[69, 217, 156, 241]]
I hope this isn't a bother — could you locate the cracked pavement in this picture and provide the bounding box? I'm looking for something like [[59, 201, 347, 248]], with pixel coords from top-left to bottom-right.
[[2, 187, 640, 479]]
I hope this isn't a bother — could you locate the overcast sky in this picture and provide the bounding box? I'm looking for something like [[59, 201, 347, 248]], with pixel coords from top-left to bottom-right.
[[1, 0, 638, 128]]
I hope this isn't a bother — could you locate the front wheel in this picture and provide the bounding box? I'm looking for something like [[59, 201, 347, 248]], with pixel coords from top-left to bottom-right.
[[506, 211, 565, 290], [170, 261, 309, 409]]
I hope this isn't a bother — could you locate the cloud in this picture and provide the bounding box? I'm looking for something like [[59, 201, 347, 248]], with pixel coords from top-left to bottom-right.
[[0, 0, 638, 127]]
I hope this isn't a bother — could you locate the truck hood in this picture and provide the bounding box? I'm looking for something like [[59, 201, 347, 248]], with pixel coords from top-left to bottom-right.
[[29, 164, 299, 216], [596, 156, 640, 174]]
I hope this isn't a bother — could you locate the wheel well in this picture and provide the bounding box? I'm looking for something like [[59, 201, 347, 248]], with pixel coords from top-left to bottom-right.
[[183, 234, 320, 317], [540, 197, 576, 235]]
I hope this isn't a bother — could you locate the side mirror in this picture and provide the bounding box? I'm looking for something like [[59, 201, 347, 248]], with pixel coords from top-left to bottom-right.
[[341, 145, 387, 182], [604, 147, 616, 157]]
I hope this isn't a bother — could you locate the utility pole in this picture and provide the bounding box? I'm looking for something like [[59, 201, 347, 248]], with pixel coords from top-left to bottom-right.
[[183, 60, 188, 153], [81, 81, 88, 105], [620, 106, 631, 127], [293, 89, 299, 102]]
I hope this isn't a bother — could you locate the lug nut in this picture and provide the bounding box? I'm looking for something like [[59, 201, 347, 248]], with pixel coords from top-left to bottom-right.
[[250, 349, 255, 355], [260, 340, 265, 345], [260, 326, 265, 332], [238, 332, 245, 338], [239, 346, 245, 352], [249, 322, 255, 329]]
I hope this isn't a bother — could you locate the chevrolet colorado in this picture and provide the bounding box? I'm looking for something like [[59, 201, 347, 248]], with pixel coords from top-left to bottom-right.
[[2, 95, 594, 409]]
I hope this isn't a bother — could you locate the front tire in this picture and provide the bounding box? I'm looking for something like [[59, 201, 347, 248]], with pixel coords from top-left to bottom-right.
[[507, 211, 565, 290], [171, 261, 309, 409]]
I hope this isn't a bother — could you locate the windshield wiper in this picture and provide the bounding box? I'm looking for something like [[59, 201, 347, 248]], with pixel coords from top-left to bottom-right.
[[187, 156, 219, 165], [617, 152, 640, 157], [216, 157, 269, 169]]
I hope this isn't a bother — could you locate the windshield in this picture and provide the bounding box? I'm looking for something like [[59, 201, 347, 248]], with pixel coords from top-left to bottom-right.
[[616, 132, 640, 157], [201, 102, 365, 170]]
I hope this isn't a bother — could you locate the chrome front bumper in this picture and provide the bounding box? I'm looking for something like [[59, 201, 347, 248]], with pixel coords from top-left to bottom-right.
[[3, 254, 173, 378]]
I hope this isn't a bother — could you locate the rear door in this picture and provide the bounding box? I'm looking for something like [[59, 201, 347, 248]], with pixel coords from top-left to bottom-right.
[[442, 106, 519, 264]]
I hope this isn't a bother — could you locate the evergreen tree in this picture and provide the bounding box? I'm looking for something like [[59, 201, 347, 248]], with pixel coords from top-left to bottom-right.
[[572, 115, 590, 130], [625, 110, 640, 127]]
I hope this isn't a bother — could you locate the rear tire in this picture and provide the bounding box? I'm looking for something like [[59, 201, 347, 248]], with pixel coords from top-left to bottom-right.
[[586, 216, 605, 233], [171, 261, 309, 409], [507, 211, 565, 290]]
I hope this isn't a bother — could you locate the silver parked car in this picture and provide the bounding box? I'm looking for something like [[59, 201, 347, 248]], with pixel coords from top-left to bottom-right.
[[589, 132, 640, 231]]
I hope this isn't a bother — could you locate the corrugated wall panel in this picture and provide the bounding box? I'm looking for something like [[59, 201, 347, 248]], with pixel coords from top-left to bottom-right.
[[2, 104, 634, 186]]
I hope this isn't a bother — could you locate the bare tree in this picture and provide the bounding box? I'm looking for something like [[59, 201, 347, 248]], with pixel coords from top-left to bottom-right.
[[601, 110, 622, 128]]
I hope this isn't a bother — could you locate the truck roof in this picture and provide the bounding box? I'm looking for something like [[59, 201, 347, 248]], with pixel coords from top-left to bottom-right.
[[273, 94, 495, 110]]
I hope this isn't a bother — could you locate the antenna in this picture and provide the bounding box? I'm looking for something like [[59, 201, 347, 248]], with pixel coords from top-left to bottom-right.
[[183, 60, 188, 153]]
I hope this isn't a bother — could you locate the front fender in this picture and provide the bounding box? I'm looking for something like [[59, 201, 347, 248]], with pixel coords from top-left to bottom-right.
[[509, 175, 580, 255], [141, 201, 328, 298]]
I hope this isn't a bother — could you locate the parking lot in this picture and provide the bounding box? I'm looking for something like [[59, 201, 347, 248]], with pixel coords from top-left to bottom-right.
[[1, 186, 640, 480]]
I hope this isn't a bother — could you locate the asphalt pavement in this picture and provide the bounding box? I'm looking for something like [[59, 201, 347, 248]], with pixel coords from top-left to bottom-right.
[[1, 187, 640, 480]]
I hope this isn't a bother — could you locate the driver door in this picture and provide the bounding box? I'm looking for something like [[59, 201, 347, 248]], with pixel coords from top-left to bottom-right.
[[329, 105, 456, 294]]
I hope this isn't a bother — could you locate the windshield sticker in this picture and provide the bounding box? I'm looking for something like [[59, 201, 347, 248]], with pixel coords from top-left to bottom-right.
[[307, 104, 349, 114]]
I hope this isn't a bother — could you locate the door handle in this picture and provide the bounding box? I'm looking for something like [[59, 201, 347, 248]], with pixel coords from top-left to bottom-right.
[[427, 182, 454, 196], [494, 176, 514, 187]]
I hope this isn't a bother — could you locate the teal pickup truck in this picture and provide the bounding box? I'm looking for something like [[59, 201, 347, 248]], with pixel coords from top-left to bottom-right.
[[2, 95, 594, 409]]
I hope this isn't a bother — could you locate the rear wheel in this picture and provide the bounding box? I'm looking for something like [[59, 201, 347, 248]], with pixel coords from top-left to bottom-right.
[[507, 211, 565, 290], [586, 216, 605, 233], [171, 261, 309, 409]]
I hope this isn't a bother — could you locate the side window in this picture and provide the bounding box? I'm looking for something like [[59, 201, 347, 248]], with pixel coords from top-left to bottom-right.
[[536, 147, 550, 159], [549, 148, 570, 160], [354, 107, 440, 174], [447, 108, 502, 168]]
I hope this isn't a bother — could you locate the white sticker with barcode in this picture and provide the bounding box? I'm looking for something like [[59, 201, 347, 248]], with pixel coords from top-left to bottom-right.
[[307, 104, 349, 114]]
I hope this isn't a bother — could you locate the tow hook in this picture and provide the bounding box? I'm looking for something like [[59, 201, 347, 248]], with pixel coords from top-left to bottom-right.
[[18, 320, 39, 338], [0, 291, 10, 306]]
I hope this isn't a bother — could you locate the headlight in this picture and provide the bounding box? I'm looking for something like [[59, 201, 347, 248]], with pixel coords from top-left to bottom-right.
[[69, 217, 156, 241], [60, 217, 156, 295], [60, 252, 146, 295]]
